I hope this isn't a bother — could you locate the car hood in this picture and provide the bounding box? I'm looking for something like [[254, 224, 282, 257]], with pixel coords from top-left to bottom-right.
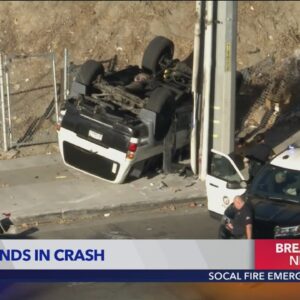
[[250, 196, 300, 226]]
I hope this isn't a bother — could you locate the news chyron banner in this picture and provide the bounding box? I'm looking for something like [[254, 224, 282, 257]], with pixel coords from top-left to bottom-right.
[[0, 240, 300, 282]]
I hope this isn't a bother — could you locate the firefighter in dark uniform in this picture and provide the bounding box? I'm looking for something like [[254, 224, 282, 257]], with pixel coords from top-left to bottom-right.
[[219, 195, 253, 239]]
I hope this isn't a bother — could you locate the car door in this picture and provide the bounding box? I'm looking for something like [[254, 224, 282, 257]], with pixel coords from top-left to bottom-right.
[[206, 149, 247, 216]]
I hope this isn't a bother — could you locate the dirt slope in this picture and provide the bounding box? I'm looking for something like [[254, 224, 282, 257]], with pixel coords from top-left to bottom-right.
[[0, 1, 299, 158], [0, 1, 196, 66], [1, 2, 299, 68]]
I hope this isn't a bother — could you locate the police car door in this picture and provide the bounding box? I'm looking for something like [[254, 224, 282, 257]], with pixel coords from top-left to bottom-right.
[[206, 149, 246, 216]]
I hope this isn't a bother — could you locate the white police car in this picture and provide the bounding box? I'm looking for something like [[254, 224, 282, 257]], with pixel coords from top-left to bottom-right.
[[206, 145, 300, 238]]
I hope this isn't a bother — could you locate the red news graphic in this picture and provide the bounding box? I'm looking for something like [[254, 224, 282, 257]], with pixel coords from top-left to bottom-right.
[[255, 240, 300, 270]]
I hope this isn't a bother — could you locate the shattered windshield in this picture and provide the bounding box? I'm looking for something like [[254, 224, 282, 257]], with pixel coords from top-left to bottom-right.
[[250, 164, 300, 203]]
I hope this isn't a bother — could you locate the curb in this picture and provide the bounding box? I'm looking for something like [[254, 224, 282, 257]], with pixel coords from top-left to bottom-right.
[[14, 196, 207, 227]]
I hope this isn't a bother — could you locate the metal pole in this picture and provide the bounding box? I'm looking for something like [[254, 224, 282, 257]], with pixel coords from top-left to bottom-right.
[[63, 48, 68, 101], [51, 52, 59, 122], [4, 55, 12, 148], [0, 54, 8, 152], [191, 0, 205, 175], [192, 2, 201, 94], [210, 1, 237, 154], [199, 0, 214, 181]]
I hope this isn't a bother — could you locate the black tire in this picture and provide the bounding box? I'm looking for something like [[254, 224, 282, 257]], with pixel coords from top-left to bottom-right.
[[142, 36, 174, 75], [75, 60, 104, 86], [145, 87, 175, 141]]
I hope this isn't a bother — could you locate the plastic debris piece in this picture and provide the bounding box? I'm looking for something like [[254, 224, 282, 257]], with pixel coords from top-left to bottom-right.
[[159, 181, 168, 189], [178, 167, 187, 176], [56, 175, 67, 179], [185, 182, 196, 187], [169, 204, 176, 211]]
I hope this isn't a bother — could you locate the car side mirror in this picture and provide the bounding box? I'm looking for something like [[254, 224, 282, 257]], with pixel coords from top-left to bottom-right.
[[226, 180, 247, 189]]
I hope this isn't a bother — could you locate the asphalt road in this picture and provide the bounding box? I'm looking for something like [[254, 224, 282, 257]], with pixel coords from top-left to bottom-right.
[[33, 202, 219, 239], [2, 203, 299, 300], [1, 282, 211, 300], [1, 204, 220, 300]]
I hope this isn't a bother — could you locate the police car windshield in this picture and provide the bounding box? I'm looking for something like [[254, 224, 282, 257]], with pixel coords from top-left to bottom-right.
[[250, 164, 300, 203]]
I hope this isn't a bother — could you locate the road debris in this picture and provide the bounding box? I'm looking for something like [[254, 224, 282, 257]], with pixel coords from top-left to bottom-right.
[[185, 181, 196, 188], [169, 204, 176, 211], [178, 166, 194, 178], [56, 175, 67, 179], [161, 204, 176, 211], [178, 167, 187, 176], [104, 213, 111, 218], [159, 181, 168, 190]]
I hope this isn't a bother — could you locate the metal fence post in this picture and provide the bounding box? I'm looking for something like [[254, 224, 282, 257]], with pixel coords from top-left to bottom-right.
[[51, 52, 59, 123], [0, 54, 8, 152], [4, 55, 12, 149], [63, 48, 68, 101]]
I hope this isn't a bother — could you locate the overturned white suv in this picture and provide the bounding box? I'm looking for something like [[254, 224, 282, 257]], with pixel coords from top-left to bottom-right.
[[57, 36, 192, 183]]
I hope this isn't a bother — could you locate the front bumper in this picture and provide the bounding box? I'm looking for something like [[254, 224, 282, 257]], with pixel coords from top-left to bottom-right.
[[58, 127, 132, 183]]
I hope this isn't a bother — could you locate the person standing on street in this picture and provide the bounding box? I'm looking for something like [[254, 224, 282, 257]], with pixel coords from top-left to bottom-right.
[[219, 195, 253, 239]]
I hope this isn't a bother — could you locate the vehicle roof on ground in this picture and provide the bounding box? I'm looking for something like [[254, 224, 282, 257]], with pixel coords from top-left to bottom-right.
[[270, 147, 300, 171]]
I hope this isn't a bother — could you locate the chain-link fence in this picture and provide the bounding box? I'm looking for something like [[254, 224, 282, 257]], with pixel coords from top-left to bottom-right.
[[0, 52, 58, 151]]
